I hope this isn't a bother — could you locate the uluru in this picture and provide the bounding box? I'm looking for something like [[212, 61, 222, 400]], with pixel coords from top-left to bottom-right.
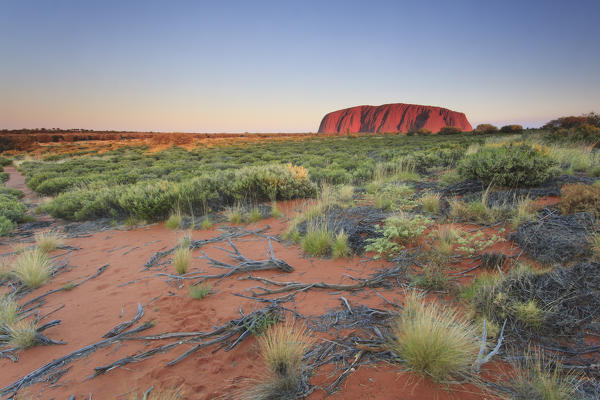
[[318, 103, 472, 134]]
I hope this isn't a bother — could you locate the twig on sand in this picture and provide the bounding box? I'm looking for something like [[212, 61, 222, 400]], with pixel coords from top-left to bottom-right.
[[0, 316, 152, 398], [143, 226, 270, 270]]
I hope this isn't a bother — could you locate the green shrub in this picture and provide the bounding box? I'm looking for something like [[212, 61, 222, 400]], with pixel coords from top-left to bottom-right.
[[457, 144, 558, 187], [0, 172, 8, 183], [0, 216, 15, 236], [473, 124, 498, 134], [437, 126, 463, 135], [500, 124, 523, 133], [0, 156, 12, 167], [365, 214, 431, 258], [0, 195, 27, 223]]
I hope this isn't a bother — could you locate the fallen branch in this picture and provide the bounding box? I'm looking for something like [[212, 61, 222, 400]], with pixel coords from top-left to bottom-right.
[[0, 321, 152, 397], [102, 303, 143, 338], [21, 264, 110, 308], [143, 226, 269, 269]]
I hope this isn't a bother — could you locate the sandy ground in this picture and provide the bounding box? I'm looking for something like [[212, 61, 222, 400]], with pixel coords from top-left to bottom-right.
[[0, 168, 520, 400]]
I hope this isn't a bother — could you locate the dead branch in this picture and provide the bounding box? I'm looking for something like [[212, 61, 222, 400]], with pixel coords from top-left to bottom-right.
[[102, 303, 143, 338], [0, 321, 152, 397], [143, 227, 270, 269]]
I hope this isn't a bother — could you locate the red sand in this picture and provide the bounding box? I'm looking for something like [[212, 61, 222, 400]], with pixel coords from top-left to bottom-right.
[[0, 169, 503, 399]]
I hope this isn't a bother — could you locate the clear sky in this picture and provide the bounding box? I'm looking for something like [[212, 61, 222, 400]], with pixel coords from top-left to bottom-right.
[[1, 0, 599, 132]]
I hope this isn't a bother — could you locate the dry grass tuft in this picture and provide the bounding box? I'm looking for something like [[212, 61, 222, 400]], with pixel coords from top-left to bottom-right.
[[388, 292, 479, 382], [0, 295, 19, 326], [7, 319, 38, 349], [12, 248, 52, 288], [173, 246, 191, 275], [34, 231, 62, 253], [246, 321, 313, 399], [503, 348, 581, 400], [420, 192, 441, 214]]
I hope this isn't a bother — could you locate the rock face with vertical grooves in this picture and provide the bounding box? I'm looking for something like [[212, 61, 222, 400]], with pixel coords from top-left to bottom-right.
[[318, 103, 472, 134]]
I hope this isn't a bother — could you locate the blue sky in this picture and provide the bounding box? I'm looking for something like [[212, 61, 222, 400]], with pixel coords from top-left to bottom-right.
[[1, 0, 599, 132]]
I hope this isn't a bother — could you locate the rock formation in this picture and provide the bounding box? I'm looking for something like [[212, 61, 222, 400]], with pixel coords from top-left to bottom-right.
[[318, 103, 472, 134]]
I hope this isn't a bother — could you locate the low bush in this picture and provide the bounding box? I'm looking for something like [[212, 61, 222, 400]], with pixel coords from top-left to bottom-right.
[[0, 216, 15, 237], [365, 214, 431, 258], [437, 126, 462, 135], [387, 292, 479, 381], [457, 144, 558, 187], [0, 194, 27, 223], [0, 156, 12, 167], [473, 124, 499, 134], [559, 183, 600, 217], [500, 124, 523, 133], [0, 172, 8, 183]]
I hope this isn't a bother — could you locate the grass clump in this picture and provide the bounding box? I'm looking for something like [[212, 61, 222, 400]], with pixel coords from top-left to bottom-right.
[[387, 292, 479, 382], [7, 319, 38, 349], [225, 204, 245, 224], [250, 322, 313, 399], [270, 202, 283, 218], [420, 192, 440, 214], [510, 197, 536, 228], [504, 349, 581, 400], [34, 231, 62, 253], [189, 283, 211, 300], [0, 295, 19, 326], [12, 248, 52, 288], [247, 207, 263, 223], [411, 262, 449, 291], [511, 300, 545, 331], [338, 185, 355, 203], [332, 230, 351, 258], [173, 246, 191, 275], [165, 210, 183, 230], [200, 217, 213, 229], [301, 224, 333, 257]]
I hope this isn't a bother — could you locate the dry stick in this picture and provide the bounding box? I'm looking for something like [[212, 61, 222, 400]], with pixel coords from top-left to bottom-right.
[[238, 264, 408, 297], [0, 321, 153, 397], [102, 303, 143, 338], [91, 305, 282, 378], [189, 238, 293, 285], [21, 264, 110, 308], [143, 226, 270, 270]]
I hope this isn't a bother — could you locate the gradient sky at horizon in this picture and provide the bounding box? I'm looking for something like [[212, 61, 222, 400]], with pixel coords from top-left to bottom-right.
[[1, 0, 599, 132]]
